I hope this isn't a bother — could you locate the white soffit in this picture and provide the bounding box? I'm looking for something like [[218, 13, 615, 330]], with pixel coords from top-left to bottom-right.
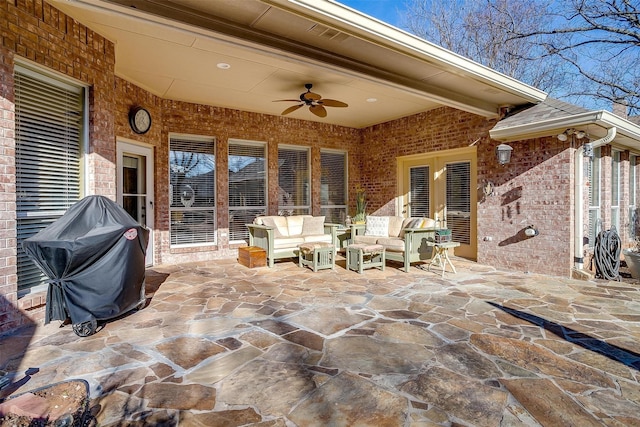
[[48, 0, 546, 128]]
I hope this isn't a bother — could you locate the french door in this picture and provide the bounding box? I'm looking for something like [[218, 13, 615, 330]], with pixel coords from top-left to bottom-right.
[[117, 141, 154, 266], [398, 147, 477, 259]]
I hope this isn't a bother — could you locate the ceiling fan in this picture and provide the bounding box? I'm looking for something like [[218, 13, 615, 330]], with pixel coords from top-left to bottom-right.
[[274, 83, 348, 118]]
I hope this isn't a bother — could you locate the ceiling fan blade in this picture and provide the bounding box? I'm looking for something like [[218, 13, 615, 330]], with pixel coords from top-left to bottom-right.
[[281, 104, 304, 115], [303, 91, 322, 101], [273, 99, 303, 102], [309, 105, 327, 117], [319, 99, 348, 108]]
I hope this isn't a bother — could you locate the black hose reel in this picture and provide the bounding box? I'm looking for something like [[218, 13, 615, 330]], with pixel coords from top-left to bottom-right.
[[592, 224, 621, 281]]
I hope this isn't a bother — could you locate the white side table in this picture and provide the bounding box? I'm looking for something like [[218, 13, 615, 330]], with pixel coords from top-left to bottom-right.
[[428, 241, 460, 277]]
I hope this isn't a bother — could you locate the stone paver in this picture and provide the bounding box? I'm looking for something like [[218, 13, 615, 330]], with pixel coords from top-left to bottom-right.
[[1, 257, 640, 426]]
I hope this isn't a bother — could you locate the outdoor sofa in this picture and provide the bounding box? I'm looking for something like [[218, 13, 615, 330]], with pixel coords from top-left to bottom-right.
[[247, 215, 339, 267], [349, 216, 436, 272]]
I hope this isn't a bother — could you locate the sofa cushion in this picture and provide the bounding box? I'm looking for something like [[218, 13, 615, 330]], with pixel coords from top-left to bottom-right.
[[273, 236, 305, 249], [387, 216, 405, 237], [377, 237, 405, 252], [259, 216, 288, 237], [303, 234, 332, 244], [399, 217, 436, 238], [365, 216, 389, 237], [286, 215, 310, 236], [302, 216, 325, 235], [354, 235, 379, 245]]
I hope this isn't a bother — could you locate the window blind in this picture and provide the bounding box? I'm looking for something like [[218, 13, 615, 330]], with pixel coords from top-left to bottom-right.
[[169, 137, 216, 246], [611, 150, 620, 231], [15, 68, 83, 292], [278, 146, 310, 215], [630, 155, 638, 239], [588, 148, 601, 247], [409, 166, 430, 218], [229, 141, 266, 241], [320, 150, 347, 224], [445, 162, 471, 245]]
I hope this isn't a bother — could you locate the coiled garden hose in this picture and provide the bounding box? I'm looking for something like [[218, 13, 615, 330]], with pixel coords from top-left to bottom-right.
[[593, 226, 621, 281]]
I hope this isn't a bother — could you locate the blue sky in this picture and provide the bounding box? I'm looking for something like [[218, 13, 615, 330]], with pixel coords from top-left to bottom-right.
[[338, 0, 406, 27]]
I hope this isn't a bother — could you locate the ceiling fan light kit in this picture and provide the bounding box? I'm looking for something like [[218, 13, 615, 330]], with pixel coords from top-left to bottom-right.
[[274, 83, 348, 118]]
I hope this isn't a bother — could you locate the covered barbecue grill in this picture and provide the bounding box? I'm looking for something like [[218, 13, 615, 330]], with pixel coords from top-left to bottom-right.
[[22, 195, 149, 336]]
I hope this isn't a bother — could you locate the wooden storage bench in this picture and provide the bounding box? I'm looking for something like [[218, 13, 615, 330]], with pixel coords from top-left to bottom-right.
[[238, 246, 267, 268]]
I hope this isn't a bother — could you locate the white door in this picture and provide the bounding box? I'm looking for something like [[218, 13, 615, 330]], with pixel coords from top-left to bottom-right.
[[117, 141, 154, 266]]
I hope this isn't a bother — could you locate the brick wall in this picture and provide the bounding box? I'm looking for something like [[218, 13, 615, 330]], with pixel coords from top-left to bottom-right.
[[478, 137, 573, 276], [157, 101, 361, 265], [0, 0, 116, 332], [360, 108, 575, 276]]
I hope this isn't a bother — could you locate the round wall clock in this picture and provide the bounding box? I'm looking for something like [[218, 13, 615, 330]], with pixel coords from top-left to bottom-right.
[[129, 106, 152, 134]]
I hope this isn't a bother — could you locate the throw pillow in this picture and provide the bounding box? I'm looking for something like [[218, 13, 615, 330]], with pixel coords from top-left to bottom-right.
[[364, 216, 389, 237], [302, 216, 326, 235], [260, 217, 283, 238]]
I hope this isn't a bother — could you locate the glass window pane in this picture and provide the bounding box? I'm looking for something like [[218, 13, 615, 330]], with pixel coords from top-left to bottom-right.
[[320, 150, 347, 224], [170, 137, 216, 246], [410, 166, 430, 218], [278, 146, 310, 215], [229, 141, 267, 241], [15, 66, 84, 292]]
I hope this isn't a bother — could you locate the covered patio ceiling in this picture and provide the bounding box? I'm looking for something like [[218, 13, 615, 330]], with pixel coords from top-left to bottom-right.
[[49, 0, 546, 129]]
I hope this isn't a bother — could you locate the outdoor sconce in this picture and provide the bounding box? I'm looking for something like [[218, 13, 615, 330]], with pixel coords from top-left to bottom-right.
[[496, 144, 513, 165], [557, 128, 587, 141]]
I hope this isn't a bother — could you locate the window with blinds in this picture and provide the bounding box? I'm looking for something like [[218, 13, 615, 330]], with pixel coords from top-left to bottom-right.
[[630, 154, 638, 239], [409, 166, 430, 218], [15, 66, 84, 292], [588, 147, 601, 247], [445, 162, 471, 245], [229, 141, 266, 241], [611, 150, 621, 232], [169, 136, 216, 246], [278, 146, 310, 215], [320, 150, 347, 224]]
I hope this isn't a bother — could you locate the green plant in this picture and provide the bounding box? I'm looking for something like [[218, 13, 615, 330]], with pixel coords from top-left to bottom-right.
[[352, 185, 367, 223]]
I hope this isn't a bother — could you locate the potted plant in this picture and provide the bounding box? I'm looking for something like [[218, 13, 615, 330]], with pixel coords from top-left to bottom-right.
[[623, 237, 640, 279], [352, 185, 367, 224]]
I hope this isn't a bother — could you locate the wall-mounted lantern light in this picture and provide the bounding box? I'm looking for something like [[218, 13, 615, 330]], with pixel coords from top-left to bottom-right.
[[496, 143, 513, 165]]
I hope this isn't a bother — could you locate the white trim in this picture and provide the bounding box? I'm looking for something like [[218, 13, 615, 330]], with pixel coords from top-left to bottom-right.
[[490, 110, 640, 146]]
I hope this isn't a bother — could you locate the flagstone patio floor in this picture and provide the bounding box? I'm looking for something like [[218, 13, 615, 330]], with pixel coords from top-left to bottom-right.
[[2, 256, 640, 426]]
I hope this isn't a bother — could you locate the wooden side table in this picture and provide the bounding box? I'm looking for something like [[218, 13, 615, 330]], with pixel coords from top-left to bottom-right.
[[238, 246, 266, 268], [428, 241, 460, 277], [346, 243, 385, 273]]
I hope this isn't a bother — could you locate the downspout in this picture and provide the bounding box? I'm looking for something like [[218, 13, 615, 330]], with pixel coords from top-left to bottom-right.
[[574, 126, 617, 270]]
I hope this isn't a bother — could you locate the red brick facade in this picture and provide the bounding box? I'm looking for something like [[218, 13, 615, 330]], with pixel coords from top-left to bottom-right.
[[0, 0, 637, 333]]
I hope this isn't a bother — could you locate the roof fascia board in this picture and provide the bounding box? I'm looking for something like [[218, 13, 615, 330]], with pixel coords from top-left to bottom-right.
[[265, 0, 547, 104], [490, 110, 640, 144]]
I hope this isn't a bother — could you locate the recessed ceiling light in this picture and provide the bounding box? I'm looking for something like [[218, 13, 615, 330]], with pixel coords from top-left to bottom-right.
[[217, 63, 231, 69], [366, 98, 377, 103]]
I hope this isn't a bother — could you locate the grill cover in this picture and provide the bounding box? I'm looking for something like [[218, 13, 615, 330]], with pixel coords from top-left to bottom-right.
[[23, 195, 149, 326]]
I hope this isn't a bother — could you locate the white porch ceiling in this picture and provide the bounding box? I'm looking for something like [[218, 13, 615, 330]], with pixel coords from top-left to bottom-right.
[[48, 0, 546, 128]]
